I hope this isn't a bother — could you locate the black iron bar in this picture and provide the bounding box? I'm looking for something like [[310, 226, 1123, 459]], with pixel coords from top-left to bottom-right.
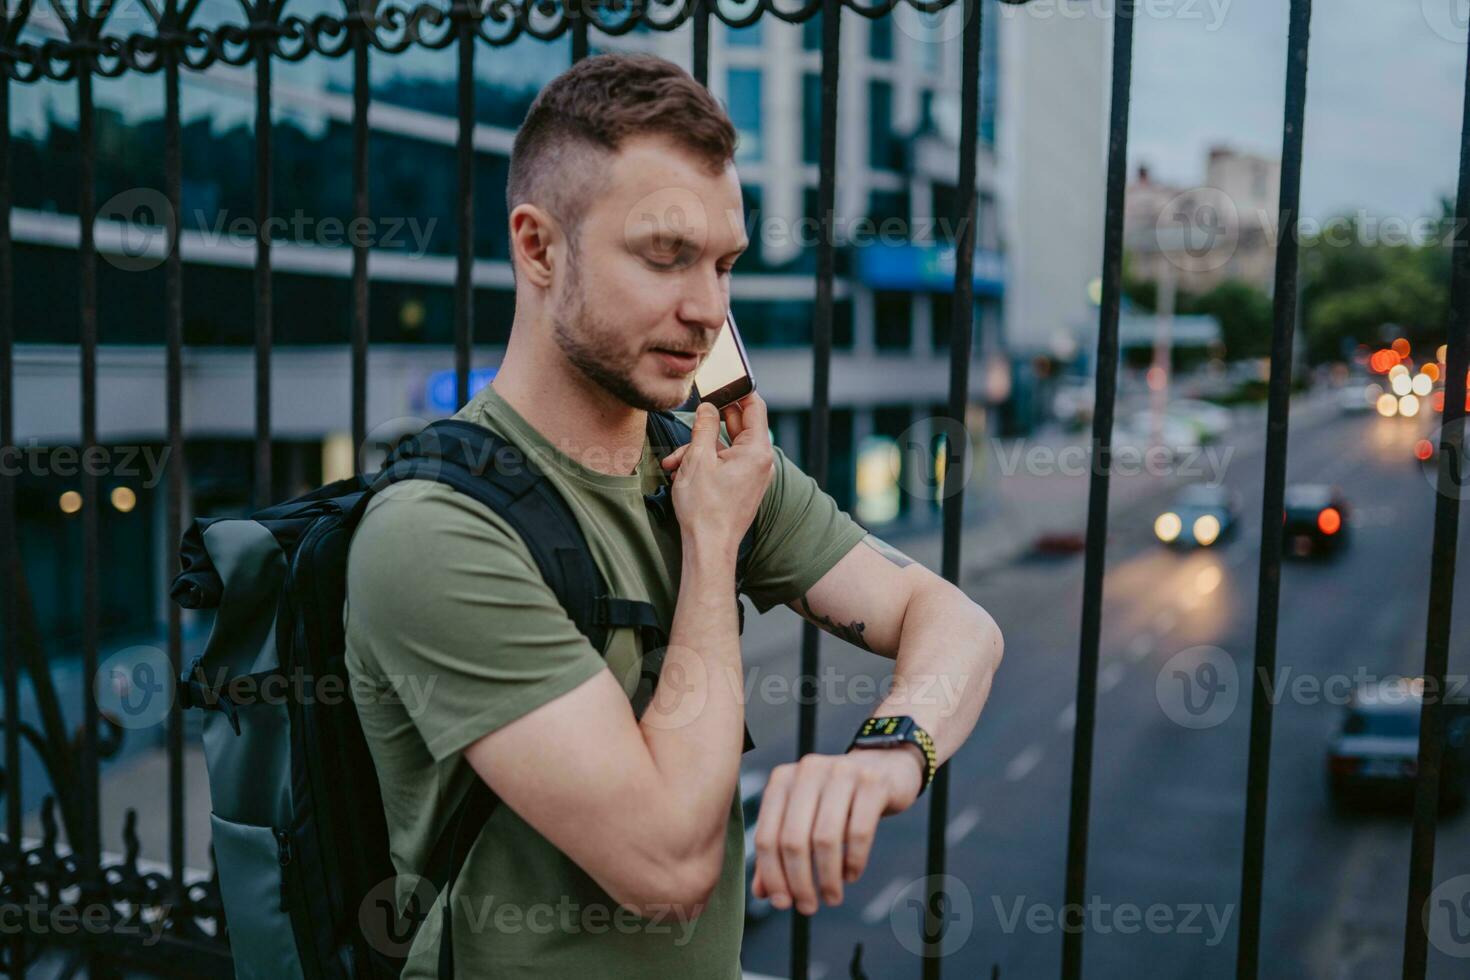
[[923, 0, 983, 974], [163, 0, 187, 909], [0, 17, 23, 976], [352, 0, 371, 464], [1401, 16, 1470, 980], [1234, 4, 1311, 976], [77, 14, 103, 976], [1060, 1, 1135, 975], [253, 1, 274, 508], [455, 11, 475, 409], [791, 0, 840, 976]]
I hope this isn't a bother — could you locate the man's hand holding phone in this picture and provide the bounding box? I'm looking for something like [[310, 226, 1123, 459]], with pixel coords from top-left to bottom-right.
[[661, 393, 773, 565]]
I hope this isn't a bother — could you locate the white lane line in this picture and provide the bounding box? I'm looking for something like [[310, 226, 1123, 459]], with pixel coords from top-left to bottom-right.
[[861, 876, 909, 925], [946, 806, 984, 847], [1128, 635, 1155, 663], [1057, 701, 1076, 732], [1099, 661, 1126, 694], [1005, 744, 1044, 782]]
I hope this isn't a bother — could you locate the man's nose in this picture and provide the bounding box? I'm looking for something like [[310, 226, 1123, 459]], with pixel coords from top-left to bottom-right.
[[680, 265, 728, 334]]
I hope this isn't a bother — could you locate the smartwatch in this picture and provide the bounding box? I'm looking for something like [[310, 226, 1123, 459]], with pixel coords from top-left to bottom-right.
[[847, 715, 937, 797]]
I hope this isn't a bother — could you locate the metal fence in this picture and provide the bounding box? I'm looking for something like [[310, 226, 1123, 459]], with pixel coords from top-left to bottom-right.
[[0, 0, 1467, 977]]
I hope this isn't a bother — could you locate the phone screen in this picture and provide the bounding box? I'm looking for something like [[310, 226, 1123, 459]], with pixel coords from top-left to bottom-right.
[[695, 314, 752, 402]]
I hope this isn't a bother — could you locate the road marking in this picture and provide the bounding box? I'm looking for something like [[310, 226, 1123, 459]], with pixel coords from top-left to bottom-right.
[[861, 876, 909, 925], [1099, 661, 1125, 694], [1057, 702, 1076, 732], [1005, 744, 1044, 782], [946, 806, 983, 846], [1128, 635, 1155, 662]]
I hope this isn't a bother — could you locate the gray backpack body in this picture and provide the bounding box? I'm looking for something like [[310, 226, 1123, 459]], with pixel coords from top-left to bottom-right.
[[170, 412, 753, 980]]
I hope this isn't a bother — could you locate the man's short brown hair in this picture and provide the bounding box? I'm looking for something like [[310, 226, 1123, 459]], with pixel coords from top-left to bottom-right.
[[506, 52, 739, 262]]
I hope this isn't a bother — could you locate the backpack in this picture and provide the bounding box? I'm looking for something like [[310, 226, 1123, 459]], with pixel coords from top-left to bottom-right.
[[169, 409, 755, 980]]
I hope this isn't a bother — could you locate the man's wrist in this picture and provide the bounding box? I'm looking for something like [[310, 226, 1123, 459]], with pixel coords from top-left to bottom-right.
[[680, 533, 740, 576], [846, 746, 924, 813]]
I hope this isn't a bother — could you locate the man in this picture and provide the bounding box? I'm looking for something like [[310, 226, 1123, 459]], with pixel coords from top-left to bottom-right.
[[344, 52, 1003, 978]]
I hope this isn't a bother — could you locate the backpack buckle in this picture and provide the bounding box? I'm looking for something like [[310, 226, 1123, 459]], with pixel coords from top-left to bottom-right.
[[177, 656, 241, 735]]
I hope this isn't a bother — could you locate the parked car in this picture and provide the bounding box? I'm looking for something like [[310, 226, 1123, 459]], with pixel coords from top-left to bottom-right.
[[1327, 678, 1470, 811], [1155, 484, 1240, 549], [1282, 484, 1350, 557]]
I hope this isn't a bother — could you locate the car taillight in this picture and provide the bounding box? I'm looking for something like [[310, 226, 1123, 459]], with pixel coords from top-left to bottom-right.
[[1318, 507, 1342, 535], [1415, 439, 1434, 461], [1329, 756, 1361, 776]]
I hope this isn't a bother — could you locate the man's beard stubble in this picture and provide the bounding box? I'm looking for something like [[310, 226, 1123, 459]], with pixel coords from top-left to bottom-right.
[[549, 260, 692, 413]]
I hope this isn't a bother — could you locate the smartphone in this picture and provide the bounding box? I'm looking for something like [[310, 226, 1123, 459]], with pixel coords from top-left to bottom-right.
[[694, 309, 756, 408]]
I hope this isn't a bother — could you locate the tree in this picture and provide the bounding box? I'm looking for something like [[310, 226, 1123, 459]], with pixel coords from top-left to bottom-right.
[[1300, 201, 1453, 362]]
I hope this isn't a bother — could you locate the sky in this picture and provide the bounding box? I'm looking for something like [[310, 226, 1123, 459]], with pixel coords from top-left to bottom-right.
[[1125, 0, 1467, 222]]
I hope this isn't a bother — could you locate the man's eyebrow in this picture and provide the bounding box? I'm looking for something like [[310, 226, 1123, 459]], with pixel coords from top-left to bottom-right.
[[629, 231, 749, 258]]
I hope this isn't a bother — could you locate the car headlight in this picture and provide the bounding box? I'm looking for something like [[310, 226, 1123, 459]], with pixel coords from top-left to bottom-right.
[[1155, 512, 1182, 543], [1193, 514, 1222, 546]]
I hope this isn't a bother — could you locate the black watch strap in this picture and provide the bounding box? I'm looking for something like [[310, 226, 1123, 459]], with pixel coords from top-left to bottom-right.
[[847, 716, 937, 796]]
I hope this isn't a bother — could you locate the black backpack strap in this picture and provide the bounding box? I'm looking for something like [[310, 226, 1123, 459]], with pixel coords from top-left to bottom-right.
[[428, 779, 496, 980], [366, 420, 614, 652], [644, 409, 758, 587]]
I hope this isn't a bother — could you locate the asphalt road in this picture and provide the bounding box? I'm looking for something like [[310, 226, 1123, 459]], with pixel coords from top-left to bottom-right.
[[738, 403, 1470, 980]]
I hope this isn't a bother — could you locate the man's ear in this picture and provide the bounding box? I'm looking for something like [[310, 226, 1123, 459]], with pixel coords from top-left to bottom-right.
[[510, 203, 559, 289]]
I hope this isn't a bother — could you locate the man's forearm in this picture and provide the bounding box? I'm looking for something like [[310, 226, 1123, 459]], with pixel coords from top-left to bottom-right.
[[639, 538, 746, 857], [870, 577, 1003, 765]]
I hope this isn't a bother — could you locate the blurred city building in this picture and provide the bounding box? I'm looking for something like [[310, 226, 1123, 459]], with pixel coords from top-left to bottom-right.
[[9, 1, 1106, 650], [1125, 146, 1282, 295]]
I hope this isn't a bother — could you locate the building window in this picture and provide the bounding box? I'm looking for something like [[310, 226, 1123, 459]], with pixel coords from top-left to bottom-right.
[[727, 69, 763, 162], [727, 20, 762, 46], [868, 189, 910, 234], [803, 73, 823, 165], [874, 290, 912, 350], [869, 15, 893, 60], [868, 79, 896, 171]]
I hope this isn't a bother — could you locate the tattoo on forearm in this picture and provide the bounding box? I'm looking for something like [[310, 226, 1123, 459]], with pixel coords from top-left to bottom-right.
[[798, 595, 871, 651], [862, 534, 915, 569]]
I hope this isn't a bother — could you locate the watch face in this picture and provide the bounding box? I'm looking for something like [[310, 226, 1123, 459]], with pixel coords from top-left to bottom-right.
[[858, 733, 905, 747], [861, 716, 909, 738]]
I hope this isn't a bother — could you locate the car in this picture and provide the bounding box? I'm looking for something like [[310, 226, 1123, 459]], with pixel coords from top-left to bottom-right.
[[1167, 399, 1233, 443], [1336, 382, 1381, 415], [1155, 484, 1240, 548], [1327, 678, 1470, 811], [1116, 411, 1202, 461], [741, 770, 773, 921], [1282, 484, 1350, 557]]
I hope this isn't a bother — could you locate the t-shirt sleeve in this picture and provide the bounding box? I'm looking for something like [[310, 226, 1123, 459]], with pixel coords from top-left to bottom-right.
[[740, 442, 869, 614], [344, 483, 609, 763]]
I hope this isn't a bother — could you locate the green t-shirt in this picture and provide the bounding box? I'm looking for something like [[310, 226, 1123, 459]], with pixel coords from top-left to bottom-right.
[[343, 383, 866, 979]]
